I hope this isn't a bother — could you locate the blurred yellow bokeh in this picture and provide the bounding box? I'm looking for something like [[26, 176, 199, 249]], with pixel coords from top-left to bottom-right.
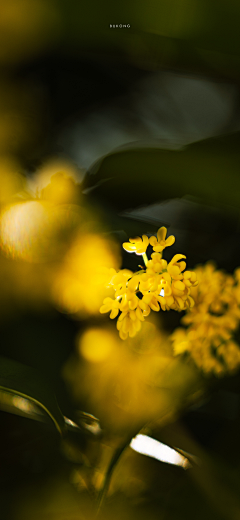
[[0, 200, 81, 262], [63, 321, 199, 435], [79, 328, 116, 362], [0, 159, 85, 262], [53, 233, 121, 316], [32, 159, 83, 205], [0, 201, 52, 262]]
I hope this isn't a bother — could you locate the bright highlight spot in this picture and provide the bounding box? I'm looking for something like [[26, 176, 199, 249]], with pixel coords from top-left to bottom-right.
[[12, 396, 35, 413], [0, 390, 44, 420], [130, 434, 190, 468], [64, 417, 79, 429]]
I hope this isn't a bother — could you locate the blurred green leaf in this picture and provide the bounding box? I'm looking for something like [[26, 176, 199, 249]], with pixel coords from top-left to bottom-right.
[[83, 132, 240, 214], [0, 356, 66, 435]]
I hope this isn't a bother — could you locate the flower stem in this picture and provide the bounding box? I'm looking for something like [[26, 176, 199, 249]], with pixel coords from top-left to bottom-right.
[[95, 429, 141, 517], [142, 253, 148, 267]]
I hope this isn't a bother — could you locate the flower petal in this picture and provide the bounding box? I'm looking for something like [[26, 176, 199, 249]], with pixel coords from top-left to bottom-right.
[[110, 308, 119, 319], [119, 330, 128, 340], [100, 304, 111, 313], [129, 237, 141, 243], [142, 235, 149, 248], [152, 244, 165, 253], [149, 236, 157, 246], [122, 243, 137, 252], [157, 227, 167, 242], [169, 254, 186, 265], [165, 235, 175, 247]]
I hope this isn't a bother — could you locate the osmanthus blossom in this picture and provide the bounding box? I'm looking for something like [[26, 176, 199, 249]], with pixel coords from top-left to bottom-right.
[[100, 227, 198, 340], [171, 262, 240, 376], [122, 235, 149, 255], [149, 226, 175, 253]]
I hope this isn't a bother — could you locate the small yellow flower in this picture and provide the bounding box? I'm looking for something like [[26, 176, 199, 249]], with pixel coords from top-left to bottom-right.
[[100, 226, 198, 340], [167, 254, 187, 280], [146, 253, 167, 274], [107, 269, 132, 289], [123, 235, 149, 255], [149, 227, 175, 253], [117, 310, 142, 339], [171, 262, 240, 376], [100, 297, 120, 319]]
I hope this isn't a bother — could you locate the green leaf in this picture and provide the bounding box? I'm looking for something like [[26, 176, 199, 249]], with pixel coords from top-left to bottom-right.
[[0, 356, 66, 435], [83, 132, 240, 214]]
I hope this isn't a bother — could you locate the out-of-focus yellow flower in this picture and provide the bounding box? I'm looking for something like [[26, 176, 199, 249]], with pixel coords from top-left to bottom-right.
[[31, 159, 82, 205], [171, 328, 190, 355], [100, 227, 198, 339], [0, 201, 57, 262], [0, 159, 85, 262], [171, 262, 240, 376], [63, 321, 196, 436], [149, 226, 175, 252], [41, 172, 78, 205], [79, 328, 115, 363], [0, 199, 82, 262], [123, 235, 149, 255], [53, 233, 121, 316]]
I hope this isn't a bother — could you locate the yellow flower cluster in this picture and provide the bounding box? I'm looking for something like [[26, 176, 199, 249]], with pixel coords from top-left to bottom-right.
[[100, 227, 198, 340], [171, 262, 240, 376]]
